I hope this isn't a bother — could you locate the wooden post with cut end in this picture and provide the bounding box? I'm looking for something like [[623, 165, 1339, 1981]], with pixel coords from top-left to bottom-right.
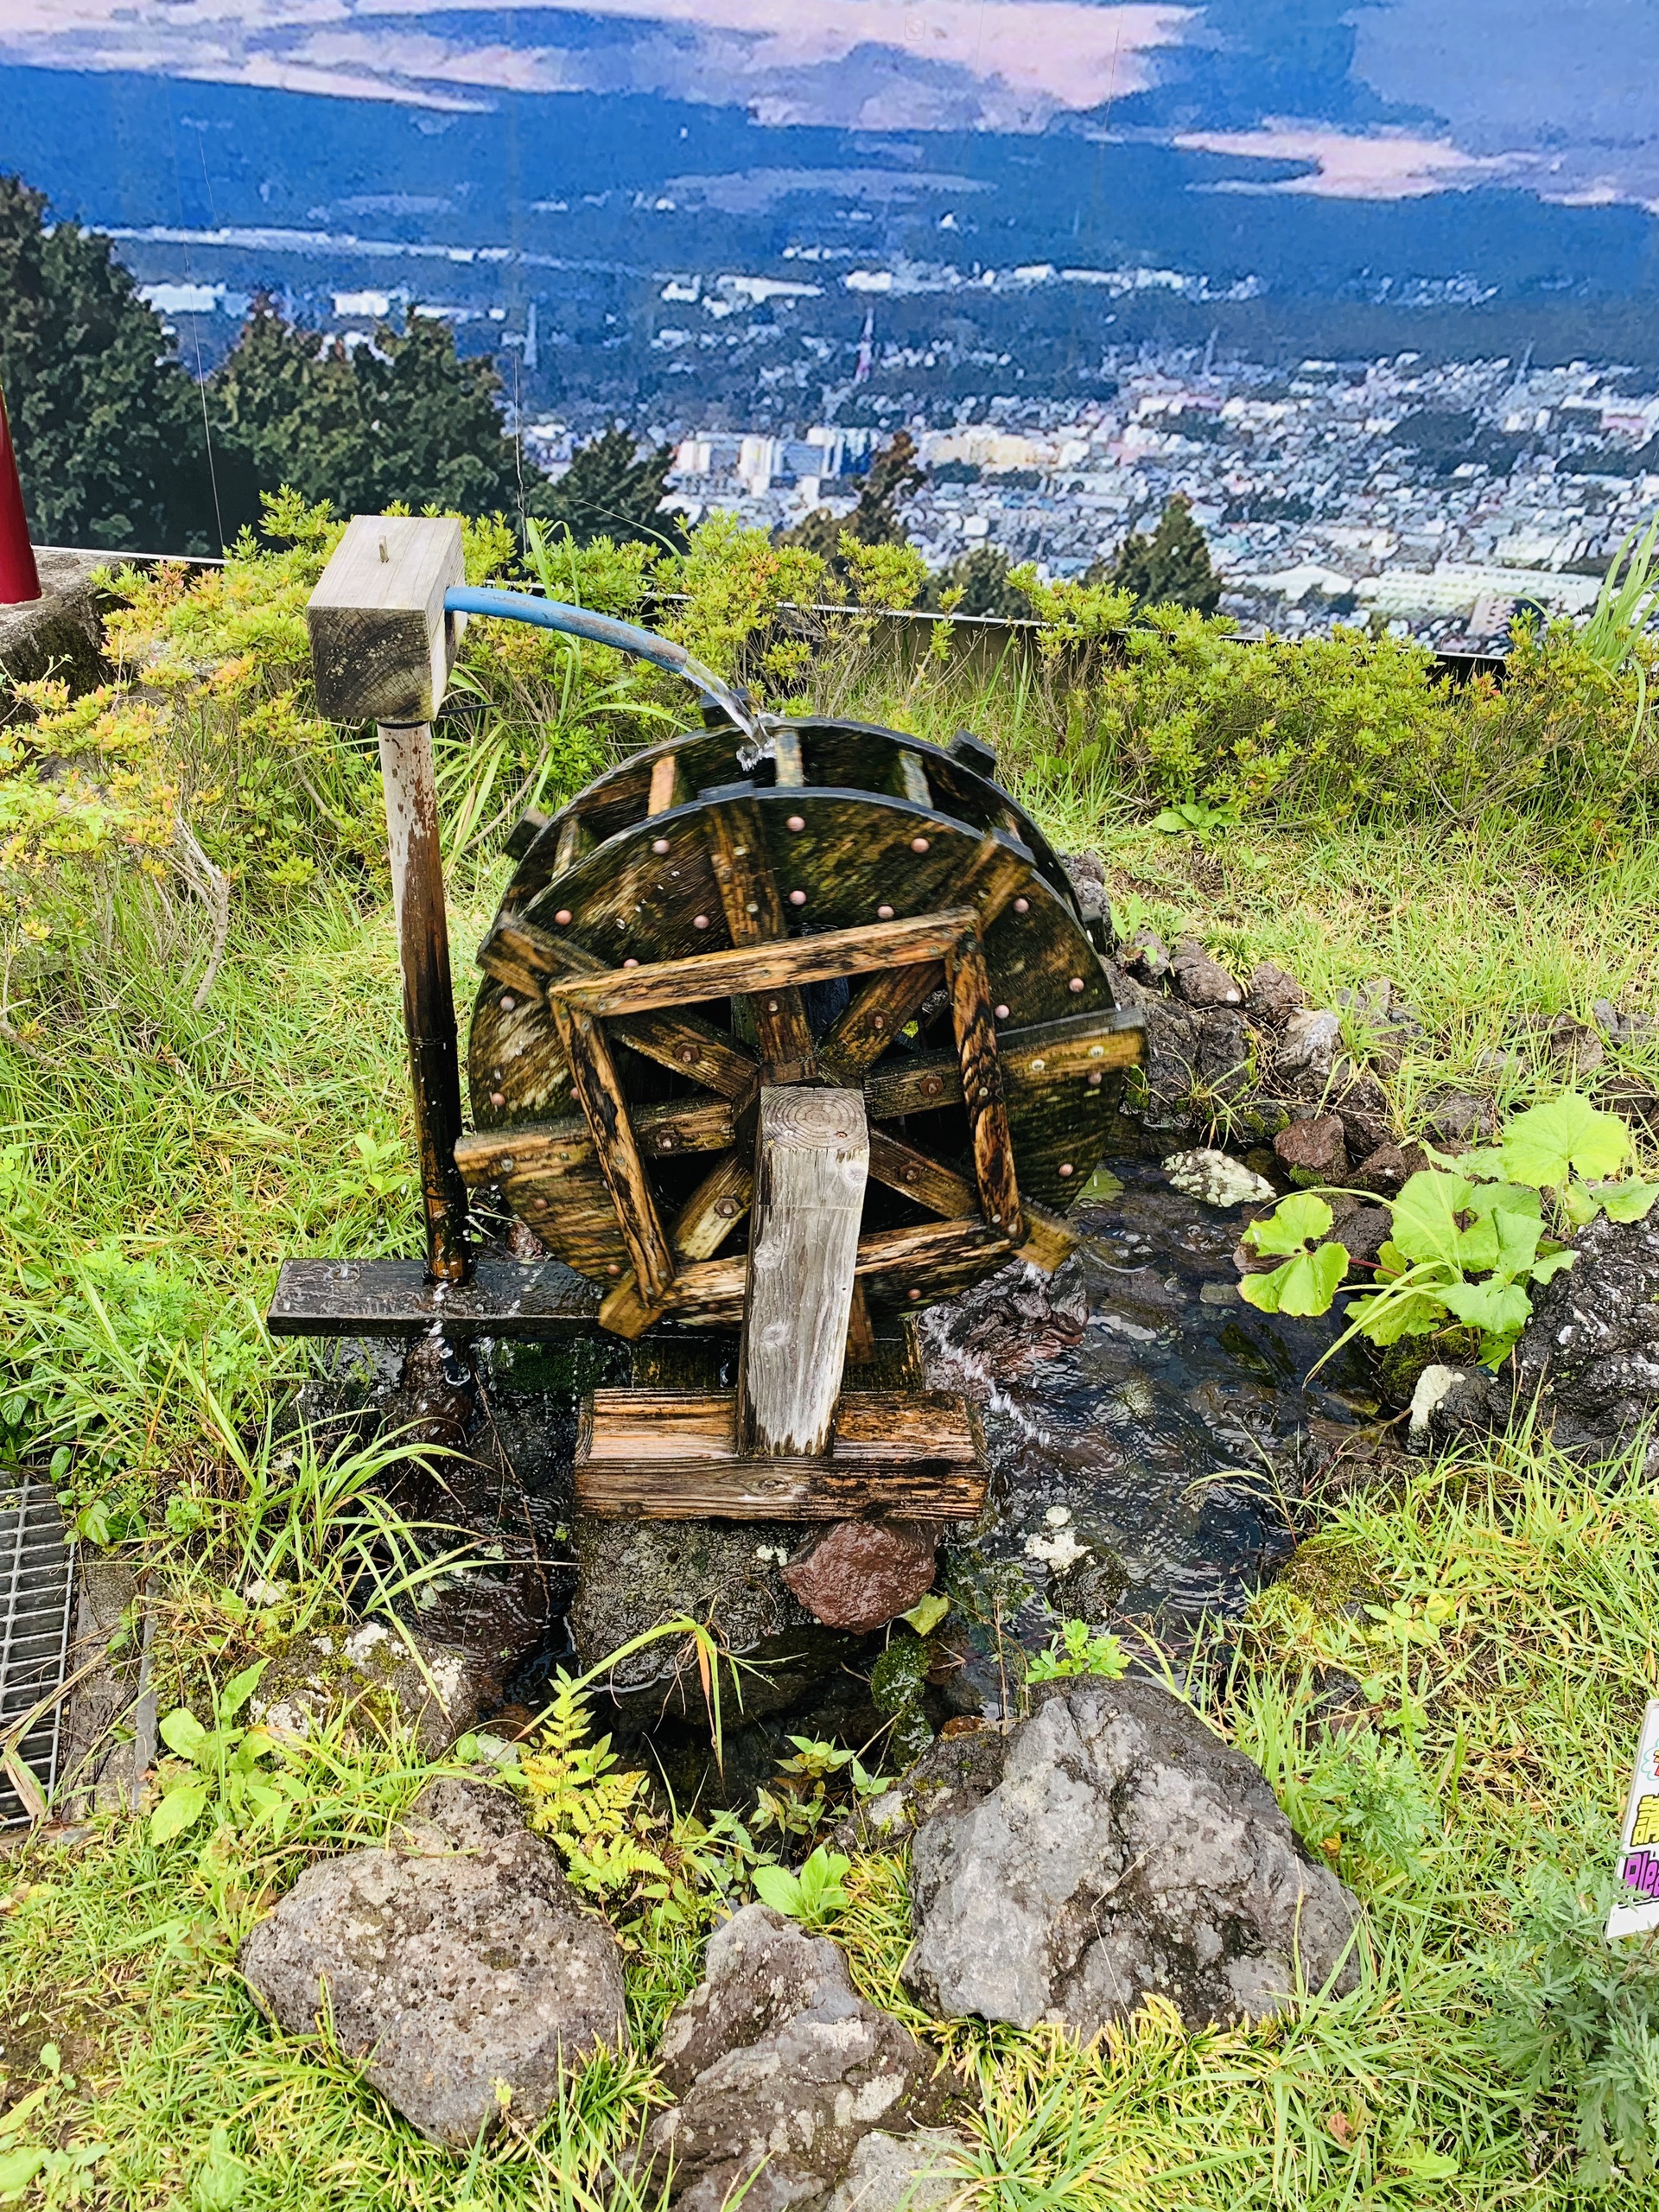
[[738, 1087, 869, 1459], [308, 516, 471, 1282]]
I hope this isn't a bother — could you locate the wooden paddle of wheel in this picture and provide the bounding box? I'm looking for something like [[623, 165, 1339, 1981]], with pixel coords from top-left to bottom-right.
[[267, 516, 1146, 1527]]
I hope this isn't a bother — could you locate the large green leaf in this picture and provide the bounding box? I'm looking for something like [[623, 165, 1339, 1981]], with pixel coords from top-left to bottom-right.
[[1502, 1093, 1630, 1187], [1238, 1241, 1349, 1317], [1242, 1192, 1333, 1256], [149, 1783, 210, 1846], [1437, 1278, 1534, 1335], [1389, 1172, 1474, 1269], [1591, 1178, 1659, 1224], [1349, 1281, 1454, 1345], [219, 1658, 270, 1722], [158, 1708, 208, 1762]]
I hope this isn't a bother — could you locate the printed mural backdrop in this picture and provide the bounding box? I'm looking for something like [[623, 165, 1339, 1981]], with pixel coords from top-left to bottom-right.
[[2, 2, 1657, 636]]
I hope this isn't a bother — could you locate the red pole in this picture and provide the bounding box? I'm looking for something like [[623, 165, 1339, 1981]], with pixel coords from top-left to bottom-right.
[[0, 384, 41, 606]]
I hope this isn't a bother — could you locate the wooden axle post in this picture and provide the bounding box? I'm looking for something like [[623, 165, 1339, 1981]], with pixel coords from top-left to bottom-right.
[[308, 516, 471, 1282], [737, 1087, 870, 1459]]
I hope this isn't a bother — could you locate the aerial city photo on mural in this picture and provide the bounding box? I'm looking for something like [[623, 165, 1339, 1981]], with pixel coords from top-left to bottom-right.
[[3, 3, 1659, 631]]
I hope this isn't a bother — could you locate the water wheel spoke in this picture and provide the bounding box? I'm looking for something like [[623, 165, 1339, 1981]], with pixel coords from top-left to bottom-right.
[[705, 791, 816, 1080], [944, 920, 1023, 1243], [817, 961, 944, 1080], [546, 995, 677, 1306], [867, 1128, 977, 1219]]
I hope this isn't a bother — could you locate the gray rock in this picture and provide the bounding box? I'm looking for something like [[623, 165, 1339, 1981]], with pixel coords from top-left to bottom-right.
[[1275, 1009, 1342, 1081], [901, 1678, 1361, 2034], [1120, 927, 1171, 983], [643, 1905, 949, 2211], [1425, 1090, 1495, 1147], [570, 1516, 861, 1723], [1509, 1211, 1659, 1471], [1163, 1148, 1276, 1209], [822, 2129, 970, 2212], [239, 1778, 626, 2145], [251, 1621, 494, 1756], [0, 549, 110, 695]]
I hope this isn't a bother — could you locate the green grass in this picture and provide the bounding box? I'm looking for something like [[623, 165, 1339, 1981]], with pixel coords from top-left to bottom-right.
[[3, 554, 1659, 2205]]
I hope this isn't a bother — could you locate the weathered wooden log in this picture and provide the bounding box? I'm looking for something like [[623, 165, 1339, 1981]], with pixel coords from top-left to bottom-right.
[[737, 1087, 870, 1459]]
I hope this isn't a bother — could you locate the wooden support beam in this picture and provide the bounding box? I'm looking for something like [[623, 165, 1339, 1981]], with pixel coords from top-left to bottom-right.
[[706, 793, 816, 1080], [673, 1148, 755, 1261], [1001, 1007, 1147, 1085], [546, 996, 677, 1306], [1013, 1199, 1081, 1274], [308, 518, 473, 1284], [816, 961, 943, 1080], [307, 515, 465, 726], [575, 1389, 988, 1520], [862, 1010, 1143, 1121], [945, 920, 1022, 1243], [268, 1256, 598, 1338], [738, 1087, 869, 1458], [453, 1096, 734, 1186], [868, 1128, 977, 1218], [550, 907, 976, 1019], [845, 1280, 877, 1364]]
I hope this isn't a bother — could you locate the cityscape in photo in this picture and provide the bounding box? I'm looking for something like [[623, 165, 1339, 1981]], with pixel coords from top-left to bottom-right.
[[3, 2, 1658, 639]]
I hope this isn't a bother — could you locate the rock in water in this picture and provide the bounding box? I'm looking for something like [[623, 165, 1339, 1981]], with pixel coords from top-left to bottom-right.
[[901, 1679, 1361, 2034], [1508, 1210, 1659, 1471], [1163, 1148, 1276, 1209], [644, 1904, 948, 2211], [239, 1778, 626, 2145], [783, 1520, 938, 1632], [569, 1515, 861, 1722]]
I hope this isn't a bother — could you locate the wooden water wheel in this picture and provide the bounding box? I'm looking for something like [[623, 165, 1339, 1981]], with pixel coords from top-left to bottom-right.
[[272, 518, 1145, 1524], [457, 720, 1142, 1325]]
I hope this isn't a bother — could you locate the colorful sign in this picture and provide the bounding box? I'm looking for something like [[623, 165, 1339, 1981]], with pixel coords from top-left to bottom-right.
[[1605, 1701, 1659, 1941]]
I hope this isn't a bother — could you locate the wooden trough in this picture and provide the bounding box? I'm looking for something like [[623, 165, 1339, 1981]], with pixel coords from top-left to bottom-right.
[[269, 515, 1146, 1523]]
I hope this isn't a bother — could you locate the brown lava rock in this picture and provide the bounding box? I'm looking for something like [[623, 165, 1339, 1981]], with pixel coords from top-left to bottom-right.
[[1273, 1114, 1348, 1179], [1171, 938, 1243, 1007], [782, 1519, 938, 1632]]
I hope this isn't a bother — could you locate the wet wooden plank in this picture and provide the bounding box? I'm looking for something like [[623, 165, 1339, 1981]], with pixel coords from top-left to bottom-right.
[[1013, 1199, 1081, 1273], [552, 815, 589, 876], [598, 1148, 754, 1339], [1001, 1007, 1146, 1085], [551, 908, 976, 1019], [575, 1389, 988, 1519], [268, 1256, 599, 1338], [772, 728, 805, 787], [514, 1167, 630, 1274], [816, 962, 944, 1080], [946, 919, 1022, 1243], [864, 1050, 962, 1120], [898, 750, 931, 807], [867, 1128, 977, 1218], [454, 1097, 734, 1186], [666, 1214, 1009, 1321], [705, 792, 817, 1078], [548, 997, 677, 1306], [738, 1088, 869, 1459]]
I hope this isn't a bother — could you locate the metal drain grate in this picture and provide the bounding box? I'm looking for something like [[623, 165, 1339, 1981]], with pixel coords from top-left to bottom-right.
[[0, 1481, 76, 1827]]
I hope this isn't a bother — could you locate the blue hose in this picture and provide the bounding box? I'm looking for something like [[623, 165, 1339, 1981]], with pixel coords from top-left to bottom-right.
[[444, 585, 692, 675]]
